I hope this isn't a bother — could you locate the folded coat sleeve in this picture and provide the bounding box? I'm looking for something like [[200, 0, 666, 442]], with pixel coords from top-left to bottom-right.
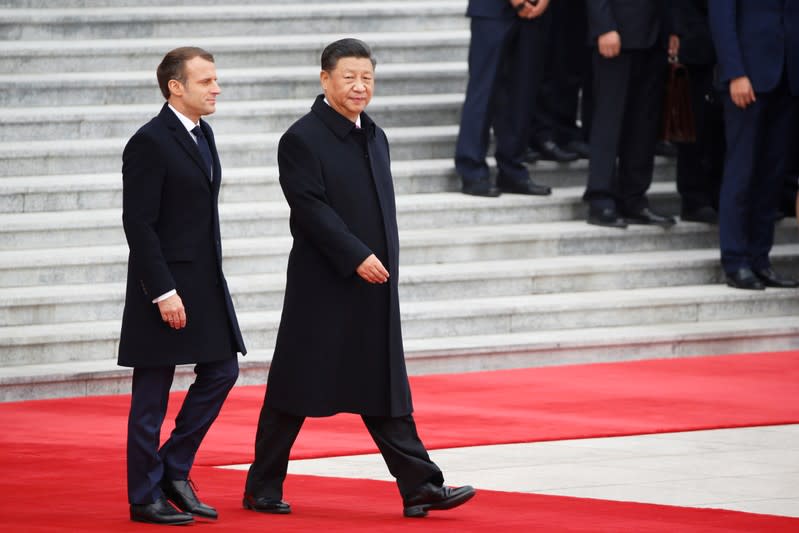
[[121, 130, 175, 299], [278, 131, 372, 277], [707, 0, 745, 83]]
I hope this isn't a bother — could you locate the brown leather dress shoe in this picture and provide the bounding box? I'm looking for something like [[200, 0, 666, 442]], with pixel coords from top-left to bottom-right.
[[130, 497, 194, 525], [162, 479, 217, 520], [402, 482, 476, 518], [242, 493, 292, 514]]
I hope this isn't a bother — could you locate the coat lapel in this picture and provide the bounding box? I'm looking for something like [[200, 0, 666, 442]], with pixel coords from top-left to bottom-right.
[[158, 104, 214, 183]]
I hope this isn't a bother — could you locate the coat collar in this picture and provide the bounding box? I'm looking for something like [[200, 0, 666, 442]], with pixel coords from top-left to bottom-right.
[[158, 103, 214, 183], [311, 94, 376, 140]]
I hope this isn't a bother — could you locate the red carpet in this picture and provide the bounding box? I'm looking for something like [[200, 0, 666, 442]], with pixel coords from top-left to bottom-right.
[[1, 351, 798, 531]]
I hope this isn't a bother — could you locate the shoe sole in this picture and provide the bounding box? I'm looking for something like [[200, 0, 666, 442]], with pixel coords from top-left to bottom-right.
[[403, 489, 476, 518], [130, 515, 194, 526]]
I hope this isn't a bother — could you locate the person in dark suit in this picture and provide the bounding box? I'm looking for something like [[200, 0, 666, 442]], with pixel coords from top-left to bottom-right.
[[584, 0, 678, 228], [454, 0, 552, 197], [672, 0, 723, 224], [119, 46, 247, 525], [243, 39, 475, 519], [708, 0, 799, 290], [528, 0, 590, 163]]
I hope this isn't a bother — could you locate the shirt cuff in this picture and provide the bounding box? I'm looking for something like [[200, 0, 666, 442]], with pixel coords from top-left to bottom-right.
[[152, 289, 176, 304]]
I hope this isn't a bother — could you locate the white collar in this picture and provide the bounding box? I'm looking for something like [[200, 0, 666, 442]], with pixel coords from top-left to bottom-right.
[[168, 103, 200, 135], [323, 97, 361, 128]]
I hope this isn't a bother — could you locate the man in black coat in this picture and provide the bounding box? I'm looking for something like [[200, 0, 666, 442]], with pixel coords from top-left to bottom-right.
[[243, 39, 475, 519], [119, 47, 246, 525], [584, 0, 678, 228]]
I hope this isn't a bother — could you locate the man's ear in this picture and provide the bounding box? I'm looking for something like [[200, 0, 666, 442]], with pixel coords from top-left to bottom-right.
[[168, 79, 183, 98], [319, 70, 329, 92]]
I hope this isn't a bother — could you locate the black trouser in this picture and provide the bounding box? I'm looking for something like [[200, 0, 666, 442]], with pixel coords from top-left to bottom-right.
[[675, 63, 724, 213], [127, 357, 239, 504], [245, 405, 443, 500]]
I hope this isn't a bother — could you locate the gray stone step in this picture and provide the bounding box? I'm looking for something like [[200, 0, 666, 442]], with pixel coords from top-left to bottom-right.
[[3, 314, 798, 401], [1, 2, 468, 40], [0, 185, 679, 249], [0, 30, 470, 73], [0, 124, 459, 177], [0, 95, 464, 142], [3, 218, 795, 289], [0, 158, 677, 214], [5, 0, 353, 7], [2, 284, 797, 367], [0, 62, 468, 107], [3, 245, 797, 327]]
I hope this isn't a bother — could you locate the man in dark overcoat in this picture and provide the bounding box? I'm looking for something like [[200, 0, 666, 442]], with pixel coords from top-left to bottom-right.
[[243, 38, 475, 519], [708, 0, 799, 289], [119, 46, 246, 525]]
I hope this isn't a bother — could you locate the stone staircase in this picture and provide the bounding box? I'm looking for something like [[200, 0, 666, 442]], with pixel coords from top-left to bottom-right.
[[1, 0, 798, 401]]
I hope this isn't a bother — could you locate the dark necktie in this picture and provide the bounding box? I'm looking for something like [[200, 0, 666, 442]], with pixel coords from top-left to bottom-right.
[[191, 125, 213, 180]]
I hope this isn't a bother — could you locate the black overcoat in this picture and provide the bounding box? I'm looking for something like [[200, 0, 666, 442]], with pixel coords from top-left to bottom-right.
[[118, 104, 246, 367], [264, 95, 412, 417]]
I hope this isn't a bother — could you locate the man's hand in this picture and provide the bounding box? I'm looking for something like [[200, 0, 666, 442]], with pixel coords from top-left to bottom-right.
[[356, 254, 389, 284], [598, 31, 621, 58], [730, 76, 756, 109], [510, 0, 548, 19], [158, 293, 187, 329], [668, 34, 680, 59]]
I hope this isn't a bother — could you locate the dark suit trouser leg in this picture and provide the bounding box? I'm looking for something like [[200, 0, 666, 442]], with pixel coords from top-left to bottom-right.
[[493, 18, 546, 183], [127, 357, 238, 504], [676, 64, 724, 212], [127, 366, 174, 504], [245, 406, 305, 500], [455, 18, 512, 184], [362, 414, 444, 498], [616, 47, 665, 213], [719, 78, 793, 273], [158, 357, 239, 480], [585, 49, 631, 209]]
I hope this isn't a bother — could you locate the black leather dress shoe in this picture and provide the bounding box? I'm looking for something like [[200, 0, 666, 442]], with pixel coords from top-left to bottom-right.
[[403, 483, 476, 518], [497, 178, 551, 196], [623, 207, 676, 228], [461, 180, 501, 197], [162, 479, 217, 520], [681, 206, 718, 224], [130, 497, 194, 525], [564, 140, 590, 159], [587, 206, 627, 228], [242, 494, 292, 514], [538, 140, 579, 162], [753, 267, 799, 288], [725, 268, 765, 290]]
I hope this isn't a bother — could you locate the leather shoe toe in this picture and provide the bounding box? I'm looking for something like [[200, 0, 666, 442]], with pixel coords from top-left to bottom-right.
[[243, 494, 292, 514], [624, 207, 676, 227], [162, 479, 217, 520], [538, 140, 579, 162], [461, 181, 501, 197], [564, 140, 590, 159], [681, 206, 718, 224], [725, 268, 765, 290], [498, 179, 551, 196], [403, 483, 476, 518], [587, 207, 627, 228], [753, 267, 799, 288], [130, 497, 194, 525]]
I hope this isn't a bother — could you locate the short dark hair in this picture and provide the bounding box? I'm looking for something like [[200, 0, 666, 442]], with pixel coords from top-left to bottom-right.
[[156, 46, 215, 100], [321, 38, 377, 72]]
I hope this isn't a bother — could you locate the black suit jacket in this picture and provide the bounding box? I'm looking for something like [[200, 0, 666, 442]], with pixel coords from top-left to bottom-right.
[[586, 0, 668, 49], [118, 103, 246, 367], [672, 0, 715, 65], [264, 95, 412, 418]]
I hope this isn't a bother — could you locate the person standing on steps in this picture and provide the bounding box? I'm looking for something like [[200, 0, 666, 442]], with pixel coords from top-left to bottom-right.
[[119, 46, 247, 526], [243, 38, 475, 519], [455, 0, 553, 197]]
